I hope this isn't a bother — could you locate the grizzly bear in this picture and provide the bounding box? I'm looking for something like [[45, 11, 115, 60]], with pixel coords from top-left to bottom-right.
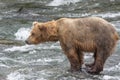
[[25, 17, 119, 74]]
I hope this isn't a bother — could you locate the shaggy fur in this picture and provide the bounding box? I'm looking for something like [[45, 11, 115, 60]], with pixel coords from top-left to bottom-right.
[[26, 17, 119, 74]]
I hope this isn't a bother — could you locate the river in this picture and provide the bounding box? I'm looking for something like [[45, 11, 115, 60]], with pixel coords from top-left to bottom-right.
[[0, 0, 120, 80]]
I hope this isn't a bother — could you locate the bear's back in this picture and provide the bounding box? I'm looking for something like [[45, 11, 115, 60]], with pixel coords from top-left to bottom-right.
[[56, 17, 119, 52], [57, 17, 117, 40]]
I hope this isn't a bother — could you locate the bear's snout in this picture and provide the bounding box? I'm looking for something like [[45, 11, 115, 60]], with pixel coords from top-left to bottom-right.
[[25, 38, 40, 45]]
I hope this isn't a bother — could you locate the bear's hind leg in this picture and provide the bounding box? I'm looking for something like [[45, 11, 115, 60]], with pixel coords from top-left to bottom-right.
[[87, 50, 109, 74]]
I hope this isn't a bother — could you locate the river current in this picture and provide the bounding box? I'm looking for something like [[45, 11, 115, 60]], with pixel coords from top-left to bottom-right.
[[0, 0, 120, 80]]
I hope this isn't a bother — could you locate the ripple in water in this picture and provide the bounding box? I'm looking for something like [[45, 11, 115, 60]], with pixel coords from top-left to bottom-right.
[[47, 0, 81, 6], [4, 42, 61, 52], [105, 63, 120, 72], [4, 44, 35, 52], [93, 12, 120, 18]]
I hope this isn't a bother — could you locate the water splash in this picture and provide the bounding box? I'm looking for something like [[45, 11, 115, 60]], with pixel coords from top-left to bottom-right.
[[47, 0, 81, 6], [14, 28, 31, 41], [7, 72, 25, 80]]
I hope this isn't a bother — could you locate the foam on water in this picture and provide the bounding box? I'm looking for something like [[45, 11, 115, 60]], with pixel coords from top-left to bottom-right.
[[0, 57, 27, 65], [4, 42, 61, 52], [103, 75, 120, 80], [93, 12, 120, 18], [4, 45, 35, 52], [37, 44, 61, 50], [14, 28, 31, 41], [36, 78, 47, 80], [7, 69, 54, 80], [105, 63, 120, 71], [101, 63, 120, 80], [47, 0, 81, 6], [7, 72, 25, 80], [57, 13, 90, 18], [37, 57, 65, 63], [0, 63, 10, 68]]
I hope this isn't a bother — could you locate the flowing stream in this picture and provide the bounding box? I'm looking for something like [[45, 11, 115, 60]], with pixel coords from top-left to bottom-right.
[[0, 0, 120, 80]]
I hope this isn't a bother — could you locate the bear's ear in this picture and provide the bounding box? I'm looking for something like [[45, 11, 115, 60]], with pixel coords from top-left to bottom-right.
[[33, 21, 38, 26], [39, 25, 47, 31]]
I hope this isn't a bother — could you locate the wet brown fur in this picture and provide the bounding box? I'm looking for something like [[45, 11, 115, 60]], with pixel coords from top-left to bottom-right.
[[26, 17, 119, 74]]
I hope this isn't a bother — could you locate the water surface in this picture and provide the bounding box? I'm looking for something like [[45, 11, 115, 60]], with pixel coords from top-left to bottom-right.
[[0, 0, 120, 80]]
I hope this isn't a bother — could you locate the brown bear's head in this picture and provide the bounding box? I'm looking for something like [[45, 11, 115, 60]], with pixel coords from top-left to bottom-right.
[[25, 21, 58, 44]]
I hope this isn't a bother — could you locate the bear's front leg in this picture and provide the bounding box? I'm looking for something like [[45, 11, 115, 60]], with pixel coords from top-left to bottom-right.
[[66, 49, 82, 72], [60, 41, 82, 72]]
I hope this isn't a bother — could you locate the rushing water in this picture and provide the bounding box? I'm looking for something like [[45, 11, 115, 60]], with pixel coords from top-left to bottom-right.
[[0, 0, 120, 80]]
